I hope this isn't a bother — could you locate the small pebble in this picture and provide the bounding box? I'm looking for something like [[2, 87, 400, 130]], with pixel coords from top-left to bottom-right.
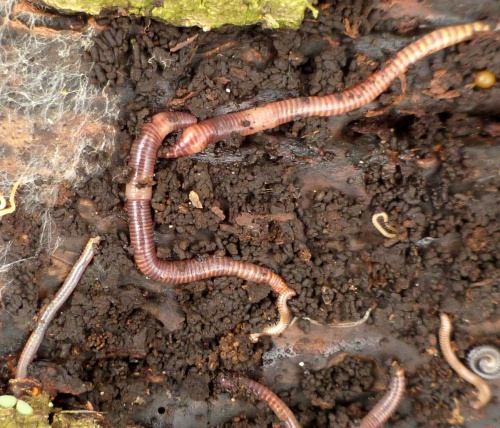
[[0, 395, 18, 408], [15, 399, 34, 415]]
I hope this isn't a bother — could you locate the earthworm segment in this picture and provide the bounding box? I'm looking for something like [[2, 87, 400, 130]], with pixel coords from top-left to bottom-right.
[[359, 362, 406, 428], [126, 112, 297, 340], [439, 313, 492, 409], [162, 22, 495, 158], [219, 373, 301, 428]]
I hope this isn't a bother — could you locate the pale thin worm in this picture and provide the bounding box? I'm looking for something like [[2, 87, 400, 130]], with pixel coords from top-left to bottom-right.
[[126, 112, 296, 340], [372, 212, 397, 239], [162, 22, 496, 158], [14, 236, 100, 382], [0, 177, 23, 218], [439, 313, 492, 409]]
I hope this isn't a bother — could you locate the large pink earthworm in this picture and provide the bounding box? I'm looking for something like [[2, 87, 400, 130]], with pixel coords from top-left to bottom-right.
[[125, 112, 296, 341], [219, 373, 301, 428], [359, 362, 406, 428], [162, 21, 495, 158], [220, 365, 405, 428]]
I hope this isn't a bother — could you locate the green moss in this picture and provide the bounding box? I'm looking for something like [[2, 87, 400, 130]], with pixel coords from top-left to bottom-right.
[[40, 0, 317, 29], [0, 393, 103, 427], [0, 393, 51, 427]]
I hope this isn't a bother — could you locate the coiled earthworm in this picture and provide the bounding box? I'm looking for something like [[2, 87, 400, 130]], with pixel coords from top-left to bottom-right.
[[438, 313, 492, 409], [14, 236, 100, 383], [359, 362, 406, 428], [468, 345, 500, 380], [219, 373, 301, 428], [162, 21, 495, 158], [125, 112, 296, 341]]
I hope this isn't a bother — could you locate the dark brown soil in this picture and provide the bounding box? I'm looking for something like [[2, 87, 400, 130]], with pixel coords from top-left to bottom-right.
[[1, 1, 499, 427]]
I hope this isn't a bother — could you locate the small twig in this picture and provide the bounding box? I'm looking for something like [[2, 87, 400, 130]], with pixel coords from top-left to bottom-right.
[[170, 34, 199, 52]]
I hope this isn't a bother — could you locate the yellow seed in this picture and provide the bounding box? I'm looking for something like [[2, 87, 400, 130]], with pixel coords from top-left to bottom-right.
[[474, 70, 496, 89]]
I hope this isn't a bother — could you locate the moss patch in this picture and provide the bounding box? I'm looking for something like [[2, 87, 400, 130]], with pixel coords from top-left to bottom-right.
[[39, 0, 317, 29]]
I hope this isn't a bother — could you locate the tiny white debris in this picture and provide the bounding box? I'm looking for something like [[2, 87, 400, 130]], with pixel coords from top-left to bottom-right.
[[299, 362, 305, 367], [189, 190, 203, 209]]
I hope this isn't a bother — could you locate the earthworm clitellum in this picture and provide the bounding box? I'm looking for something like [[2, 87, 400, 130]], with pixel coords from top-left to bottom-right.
[[126, 113, 296, 341], [162, 21, 496, 158]]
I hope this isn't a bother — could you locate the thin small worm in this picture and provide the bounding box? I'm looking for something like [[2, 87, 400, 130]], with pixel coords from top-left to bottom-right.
[[468, 345, 500, 380], [372, 212, 396, 239], [163, 22, 495, 158], [219, 373, 301, 428], [126, 112, 296, 340], [14, 236, 100, 382], [359, 362, 406, 428], [439, 313, 492, 409], [0, 177, 23, 218]]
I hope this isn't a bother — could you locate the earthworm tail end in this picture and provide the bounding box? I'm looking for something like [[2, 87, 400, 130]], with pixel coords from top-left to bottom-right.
[[126, 111, 296, 339], [249, 289, 296, 342], [439, 313, 492, 409], [359, 362, 406, 428], [14, 236, 100, 383], [164, 22, 492, 158], [219, 373, 301, 428]]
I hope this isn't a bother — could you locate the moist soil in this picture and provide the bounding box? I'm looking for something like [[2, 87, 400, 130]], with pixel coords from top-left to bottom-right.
[[1, 1, 500, 427]]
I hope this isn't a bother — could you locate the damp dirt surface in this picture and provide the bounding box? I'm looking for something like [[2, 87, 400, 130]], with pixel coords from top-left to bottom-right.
[[1, 1, 500, 427]]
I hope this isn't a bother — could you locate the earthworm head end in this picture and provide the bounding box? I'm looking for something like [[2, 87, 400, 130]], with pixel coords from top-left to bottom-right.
[[217, 373, 239, 392]]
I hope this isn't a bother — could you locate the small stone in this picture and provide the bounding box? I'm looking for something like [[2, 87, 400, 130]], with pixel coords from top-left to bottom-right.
[[189, 190, 203, 209]]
